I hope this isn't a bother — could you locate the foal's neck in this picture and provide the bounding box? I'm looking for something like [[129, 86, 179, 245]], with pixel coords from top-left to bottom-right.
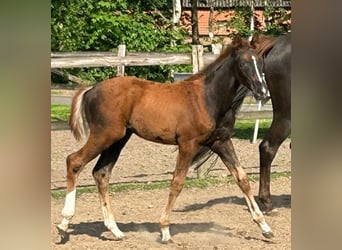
[[203, 58, 239, 120]]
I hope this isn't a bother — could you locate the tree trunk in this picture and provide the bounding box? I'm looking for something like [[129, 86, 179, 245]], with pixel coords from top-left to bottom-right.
[[208, 0, 214, 42], [191, 0, 200, 45]]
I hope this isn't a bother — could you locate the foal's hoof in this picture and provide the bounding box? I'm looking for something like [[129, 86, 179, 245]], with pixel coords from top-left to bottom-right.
[[263, 208, 279, 216], [161, 238, 174, 244], [113, 236, 125, 241], [56, 225, 70, 244], [262, 231, 274, 239], [56, 225, 66, 238]]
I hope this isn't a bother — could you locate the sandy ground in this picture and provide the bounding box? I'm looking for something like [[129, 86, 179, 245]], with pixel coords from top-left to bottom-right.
[[51, 129, 291, 249]]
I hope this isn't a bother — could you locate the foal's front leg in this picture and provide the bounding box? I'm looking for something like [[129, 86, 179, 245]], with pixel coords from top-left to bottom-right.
[[159, 141, 198, 243], [211, 139, 274, 239]]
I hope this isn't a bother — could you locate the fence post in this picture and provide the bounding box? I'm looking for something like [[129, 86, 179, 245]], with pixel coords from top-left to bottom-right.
[[116, 44, 126, 76], [192, 45, 203, 73], [251, 100, 262, 143]]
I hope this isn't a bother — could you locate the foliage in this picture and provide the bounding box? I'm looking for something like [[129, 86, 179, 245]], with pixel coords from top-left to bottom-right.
[[51, 0, 291, 83], [225, 1, 291, 38], [226, 7, 254, 38], [51, 0, 191, 83], [262, 5, 291, 35]]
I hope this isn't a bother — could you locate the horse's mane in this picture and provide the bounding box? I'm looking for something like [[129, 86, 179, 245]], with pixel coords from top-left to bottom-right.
[[251, 34, 276, 57], [185, 39, 250, 82], [185, 35, 276, 83]]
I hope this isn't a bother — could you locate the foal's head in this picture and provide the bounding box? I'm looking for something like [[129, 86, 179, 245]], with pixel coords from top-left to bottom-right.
[[231, 36, 268, 100]]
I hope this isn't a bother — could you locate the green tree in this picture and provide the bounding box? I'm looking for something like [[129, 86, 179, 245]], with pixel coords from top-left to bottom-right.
[[51, 0, 191, 83], [262, 2, 291, 35]]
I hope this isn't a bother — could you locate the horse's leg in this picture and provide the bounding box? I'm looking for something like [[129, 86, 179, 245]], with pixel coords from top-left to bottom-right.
[[57, 129, 126, 237], [211, 139, 274, 239], [92, 132, 132, 239], [159, 141, 198, 243], [259, 118, 290, 213]]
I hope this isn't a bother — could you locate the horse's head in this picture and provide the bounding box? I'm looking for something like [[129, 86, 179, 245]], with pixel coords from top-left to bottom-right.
[[231, 35, 268, 100]]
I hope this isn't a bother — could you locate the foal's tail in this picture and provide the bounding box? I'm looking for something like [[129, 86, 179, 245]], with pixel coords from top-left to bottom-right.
[[68, 86, 93, 141]]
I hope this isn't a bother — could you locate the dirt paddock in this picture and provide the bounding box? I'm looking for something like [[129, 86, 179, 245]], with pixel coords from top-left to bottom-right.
[[51, 129, 291, 249]]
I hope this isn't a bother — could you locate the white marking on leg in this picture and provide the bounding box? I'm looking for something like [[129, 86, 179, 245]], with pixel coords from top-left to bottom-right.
[[259, 220, 272, 233], [61, 189, 76, 218], [58, 189, 76, 232], [160, 209, 172, 242], [243, 193, 273, 234], [101, 205, 124, 238], [161, 226, 171, 242]]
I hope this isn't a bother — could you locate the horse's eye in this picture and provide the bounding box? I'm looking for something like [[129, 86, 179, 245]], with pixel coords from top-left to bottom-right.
[[239, 62, 245, 68]]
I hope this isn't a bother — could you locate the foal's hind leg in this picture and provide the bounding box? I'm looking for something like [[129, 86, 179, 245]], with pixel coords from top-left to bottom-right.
[[259, 118, 290, 213], [211, 139, 274, 239], [159, 141, 199, 242], [57, 130, 125, 236], [92, 132, 132, 239]]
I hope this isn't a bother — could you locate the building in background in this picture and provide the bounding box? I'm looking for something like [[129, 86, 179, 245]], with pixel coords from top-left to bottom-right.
[[180, 0, 291, 46]]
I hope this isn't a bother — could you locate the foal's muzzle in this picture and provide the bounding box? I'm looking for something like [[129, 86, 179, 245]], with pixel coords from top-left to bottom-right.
[[254, 74, 269, 100]]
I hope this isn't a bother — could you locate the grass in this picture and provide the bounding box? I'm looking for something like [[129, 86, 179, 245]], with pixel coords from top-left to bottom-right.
[[51, 105, 70, 121], [50, 104, 272, 140], [51, 171, 291, 200], [234, 119, 272, 140]]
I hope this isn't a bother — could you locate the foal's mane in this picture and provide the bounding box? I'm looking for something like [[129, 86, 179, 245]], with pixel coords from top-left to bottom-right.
[[184, 38, 250, 82], [251, 34, 276, 57]]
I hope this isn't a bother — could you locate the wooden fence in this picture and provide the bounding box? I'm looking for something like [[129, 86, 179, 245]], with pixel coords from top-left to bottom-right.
[[51, 45, 216, 74]]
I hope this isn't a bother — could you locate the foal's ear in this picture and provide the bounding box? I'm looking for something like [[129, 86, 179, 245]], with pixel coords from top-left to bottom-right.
[[232, 34, 243, 47]]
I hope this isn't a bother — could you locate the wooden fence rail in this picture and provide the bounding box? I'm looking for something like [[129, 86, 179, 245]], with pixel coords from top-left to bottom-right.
[[51, 45, 216, 72]]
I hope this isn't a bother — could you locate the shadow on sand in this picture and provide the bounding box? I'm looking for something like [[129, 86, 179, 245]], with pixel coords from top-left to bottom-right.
[[56, 194, 289, 244], [57, 220, 235, 244], [175, 194, 290, 213]]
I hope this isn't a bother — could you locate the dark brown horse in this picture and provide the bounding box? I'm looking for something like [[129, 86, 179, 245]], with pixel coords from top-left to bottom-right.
[[57, 36, 274, 243], [251, 33, 291, 213]]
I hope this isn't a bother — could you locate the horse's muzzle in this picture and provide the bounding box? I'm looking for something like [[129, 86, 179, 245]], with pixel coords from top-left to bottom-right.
[[254, 80, 269, 100]]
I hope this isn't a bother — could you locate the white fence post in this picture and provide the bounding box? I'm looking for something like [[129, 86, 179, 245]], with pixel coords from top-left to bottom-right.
[[116, 44, 126, 76], [192, 45, 204, 73], [251, 100, 262, 143]]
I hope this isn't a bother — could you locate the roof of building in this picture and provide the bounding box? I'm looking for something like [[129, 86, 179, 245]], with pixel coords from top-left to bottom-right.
[[182, 0, 291, 8]]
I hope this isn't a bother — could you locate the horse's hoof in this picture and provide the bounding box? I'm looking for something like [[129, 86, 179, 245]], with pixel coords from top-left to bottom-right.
[[263, 208, 279, 216], [262, 231, 274, 239], [113, 236, 125, 241], [56, 225, 66, 238], [161, 238, 174, 244]]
